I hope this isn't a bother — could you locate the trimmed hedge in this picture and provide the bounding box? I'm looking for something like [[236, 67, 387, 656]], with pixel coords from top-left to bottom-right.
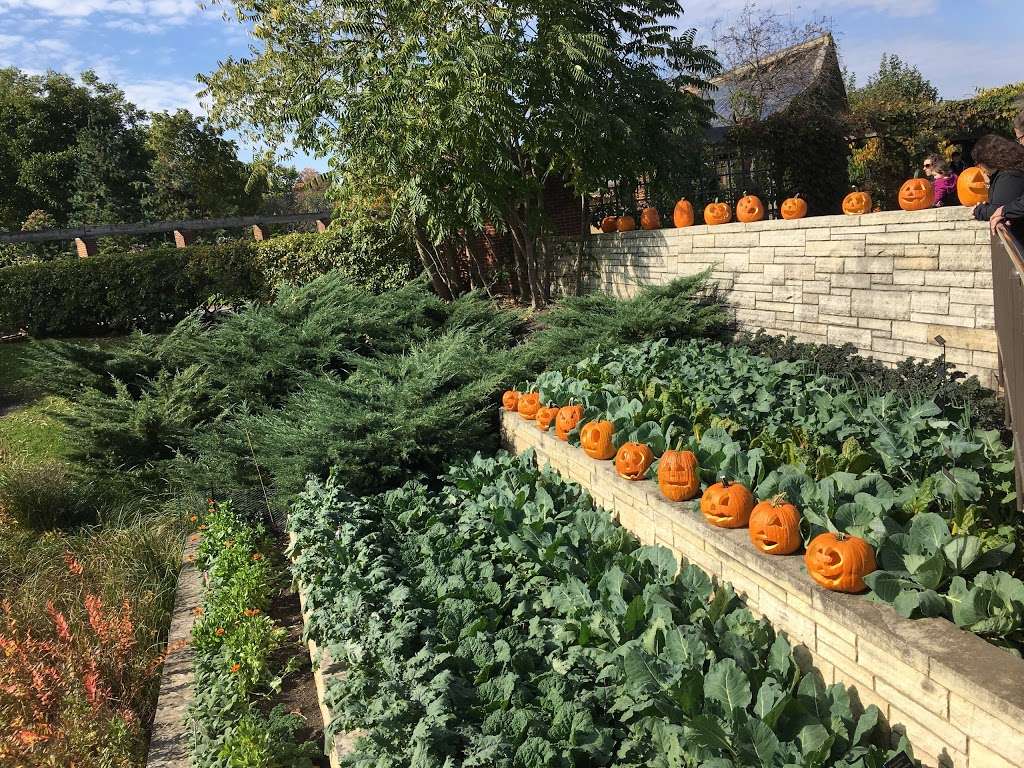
[[0, 229, 419, 337], [0, 244, 267, 336]]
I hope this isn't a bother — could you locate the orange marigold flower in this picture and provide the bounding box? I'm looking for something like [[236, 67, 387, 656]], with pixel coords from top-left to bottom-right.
[[230, 662, 241, 673], [198, 524, 207, 531], [215, 627, 226, 637], [189, 515, 198, 523], [251, 553, 263, 561], [243, 608, 260, 617], [63, 552, 84, 576], [15, 728, 48, 747], [193, 607, 204, 617]]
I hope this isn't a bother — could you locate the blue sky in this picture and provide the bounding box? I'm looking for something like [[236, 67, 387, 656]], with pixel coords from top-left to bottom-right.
[[0, 0, 1022, 172]]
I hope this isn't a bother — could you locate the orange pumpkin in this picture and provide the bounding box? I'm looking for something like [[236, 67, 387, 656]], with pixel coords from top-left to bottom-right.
[[842, 190, 872, 215], [535, 405, 558, 431], [673, 198, 695, 228], [804, 532, 876, 593], [501, 390, 520, 411], [640, 207, 661, 230], [580, 420, 616, 460], [957, 166, 989, 206], [657, 450, 700, 502], [617, 215, 637, 232], [703, 199, 732, 226], [780, 194, 808, 220], [736, 192, 766, 223], [599, 216, 619, 233], [748, 496, 802, 555], [898, 177, 934, 211], [700, 479, 754, 528], [615, 442, 654, 480], [554, 405, 584, 441], [517, 392, 540, 420]]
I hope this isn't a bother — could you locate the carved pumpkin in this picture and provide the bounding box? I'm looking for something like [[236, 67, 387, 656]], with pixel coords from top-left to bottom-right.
[[748, 496, 802, 555], [580, 420, 616, 460], [600, 216, 619, 233], [673, 198, 695, 228], [615, 442, 654, 480], [516, 392, 540, 420], [898, 177, 934, 211], [617, 215, 637, 232], [501, 390, 519, 411], [657, 450, 700, 502], [535, 405, 558, 431], [805, 532, 876, 593], [956, 166, 989, 206], [780, 194, 808, 220], [640, 207, 661, 230], [842, 190, 872, 215], [555, 405, 584, 441], [736, 193, 766, 223], [703, 200, 732, 226], [700, 479, 754, 528]]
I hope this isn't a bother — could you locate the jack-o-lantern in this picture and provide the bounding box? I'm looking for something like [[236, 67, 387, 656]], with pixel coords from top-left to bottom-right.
[[748, 496, 802, 555], [615, 442, 654, 480], [600, 216, 619, 233], [736, 192, 766, 223], [703, 199, 732, 226], [804, 532, 876, 593], [898, 177, 934, 211], [957, 166, 989, 206], [700, 479, 754, 528], [657, 450, 700, 502], [580, 420, 616, 460], [617, 215, 637, 232], [535, 405, 558, 432], [516, 392, 540, 420], [673, 198, 695, 228], [640, 207, 661, 230], [554, 405, 584, 441], [780, 194, 808, 220], [501, 390, 519, 411], [842, 190, 872, 215]]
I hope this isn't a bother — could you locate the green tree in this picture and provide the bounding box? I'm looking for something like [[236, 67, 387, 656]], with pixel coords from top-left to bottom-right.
[[200, 0, 718, 304], [142, 109, 263, 220], [846, 53, 939, 107]]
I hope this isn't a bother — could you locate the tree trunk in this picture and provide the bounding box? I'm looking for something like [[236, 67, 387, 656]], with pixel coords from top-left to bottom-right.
[[414, 225, 467, 299]]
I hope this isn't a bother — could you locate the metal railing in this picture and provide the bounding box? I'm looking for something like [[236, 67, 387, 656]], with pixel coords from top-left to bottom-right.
[[992, 226, 1024, 511]]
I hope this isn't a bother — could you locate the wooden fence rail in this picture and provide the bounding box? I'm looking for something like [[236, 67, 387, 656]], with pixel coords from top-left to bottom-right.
[[992, 226, 1024, 511]]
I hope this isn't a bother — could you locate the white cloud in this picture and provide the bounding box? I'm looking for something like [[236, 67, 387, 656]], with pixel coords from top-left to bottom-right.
[[0, 0, 201, 19], [120, 78, 205, 114], [681, 0, 938, 28]]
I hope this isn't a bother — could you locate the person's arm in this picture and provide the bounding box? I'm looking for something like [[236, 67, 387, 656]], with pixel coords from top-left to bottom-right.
[[1002, 191, 1024, 220], [974, 202, 996, 220]]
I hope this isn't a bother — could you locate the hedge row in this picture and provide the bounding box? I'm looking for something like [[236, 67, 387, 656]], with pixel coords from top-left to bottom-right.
[[0, 231, 418, 337]]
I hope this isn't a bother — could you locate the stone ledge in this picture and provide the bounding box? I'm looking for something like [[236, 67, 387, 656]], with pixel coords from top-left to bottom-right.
[[501, 409, 1024, 768]]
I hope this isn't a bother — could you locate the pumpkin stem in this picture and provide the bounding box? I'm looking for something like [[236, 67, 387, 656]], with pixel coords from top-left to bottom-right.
[[769, 492, 788, 506], [720, 476, 730, 487]]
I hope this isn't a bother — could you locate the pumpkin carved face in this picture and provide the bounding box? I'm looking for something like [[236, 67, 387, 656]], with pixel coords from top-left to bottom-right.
[[600, 216, 619, 233], [673, 198, 695, 228], [615, 442, 654, 480], [516, 392, 540, 420], [749, 497, 802, 555], [842, 191, 872, 215], [580, 420, 616, 460], [704, 200, 732, 226], [640, 208, 661, 230], [898, 178, 934, 211], [657, 450, 700, 502], [555, 405, 584, 441], [535, 405, 558, 431], [780, 195, 808, 220], [501, 390, 519, 411], [736, 193, 765, 223], [617, 215, 637, 232], [700, 479, 754, 528], [957, 166, 989, 206], [804, 532, 876, 593]]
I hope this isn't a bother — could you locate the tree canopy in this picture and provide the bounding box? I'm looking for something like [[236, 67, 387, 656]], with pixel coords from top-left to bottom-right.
[[201, 0, 719, 304]]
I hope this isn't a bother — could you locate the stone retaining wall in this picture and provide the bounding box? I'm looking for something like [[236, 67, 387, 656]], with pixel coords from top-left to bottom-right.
[[586, 207, 998, 387], [501, 409, 1024, 768]]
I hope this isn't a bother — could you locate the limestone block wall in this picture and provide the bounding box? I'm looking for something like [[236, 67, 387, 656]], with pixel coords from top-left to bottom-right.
[[501, 410, 1024, 768], [586, 207, 998, 387]]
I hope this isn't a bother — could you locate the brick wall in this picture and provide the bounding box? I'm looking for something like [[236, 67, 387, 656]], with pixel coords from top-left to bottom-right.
[[586, 206, 997, 387], [501, 410, 1024, 768]]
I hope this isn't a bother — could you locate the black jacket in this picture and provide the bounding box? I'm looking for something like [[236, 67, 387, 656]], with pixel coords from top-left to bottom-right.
[[974, 169, 1024, 239]]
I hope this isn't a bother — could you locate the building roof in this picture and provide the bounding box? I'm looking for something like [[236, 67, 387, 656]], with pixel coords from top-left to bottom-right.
[[708, 33, 838, 129]]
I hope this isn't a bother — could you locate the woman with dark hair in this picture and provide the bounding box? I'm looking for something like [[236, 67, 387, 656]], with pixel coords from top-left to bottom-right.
[[971, 133, 1024, 238]]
